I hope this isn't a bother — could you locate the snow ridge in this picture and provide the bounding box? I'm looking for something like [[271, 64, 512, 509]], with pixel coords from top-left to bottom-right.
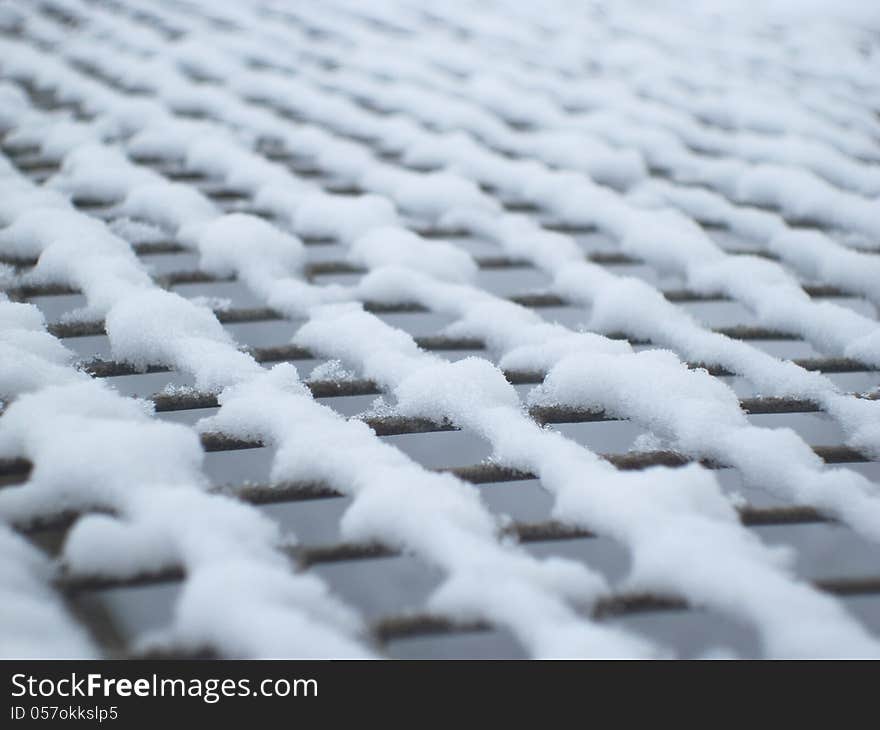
[[1, 0, 879, 658]]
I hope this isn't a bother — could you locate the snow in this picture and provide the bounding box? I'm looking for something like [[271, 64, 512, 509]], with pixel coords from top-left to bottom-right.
[[296, 304, 880, 658], [0, 524, 97, 658], [533, 349, 880, 539], [0, 164, 371, 661], [361, 168, 500, 221], [122, 183, 218, 233], [735, 164, 880, 240], [0, 299, 81, 396], [292, 192, 398, 244], [106, 289, 263, 390], [349, 226, 477, 283], [190, 213, 306, 282], [2, 0, 880, 659], [203, 363, 645, 658], [52, 143, 162, 202]]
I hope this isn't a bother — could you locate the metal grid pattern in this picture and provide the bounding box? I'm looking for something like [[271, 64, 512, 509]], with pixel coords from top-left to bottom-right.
[[1, 0, 880, 658]]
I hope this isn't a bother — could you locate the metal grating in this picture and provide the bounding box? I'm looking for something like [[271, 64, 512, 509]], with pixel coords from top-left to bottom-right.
[[1, 0, 880, 659]]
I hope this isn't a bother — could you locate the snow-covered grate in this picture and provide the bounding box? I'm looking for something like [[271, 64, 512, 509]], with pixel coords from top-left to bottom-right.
[[1, 0, 880, 659]]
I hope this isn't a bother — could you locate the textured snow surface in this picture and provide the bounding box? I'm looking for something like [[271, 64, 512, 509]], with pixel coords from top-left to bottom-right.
[[1, 0, 880, 658]]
